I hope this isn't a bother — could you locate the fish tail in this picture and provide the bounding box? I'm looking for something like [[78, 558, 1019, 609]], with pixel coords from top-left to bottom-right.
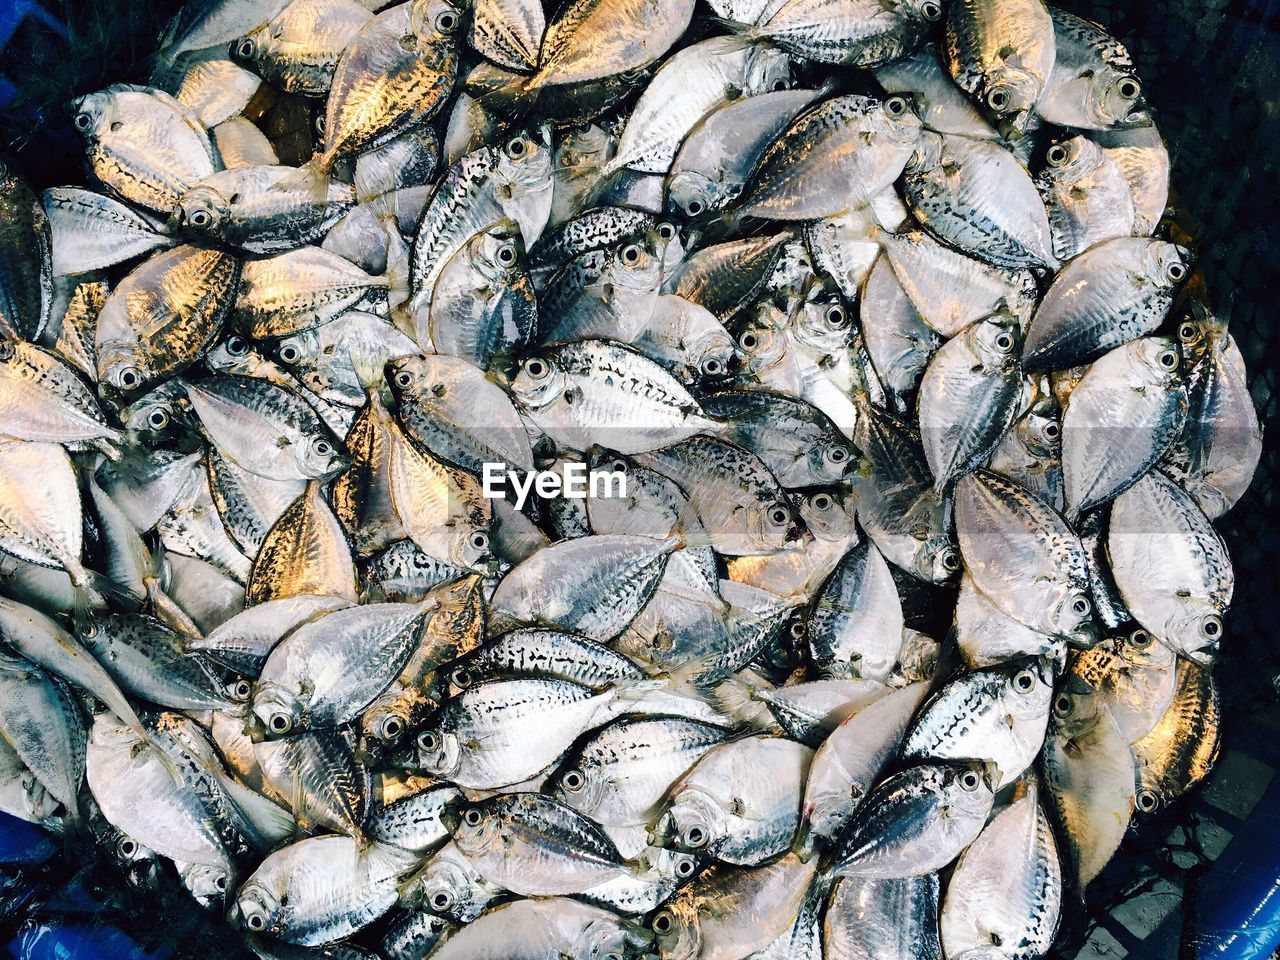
[[708, 670, 777, 729], [706, 15, 767, 42]]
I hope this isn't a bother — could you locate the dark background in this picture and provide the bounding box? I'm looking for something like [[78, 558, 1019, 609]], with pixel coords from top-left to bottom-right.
[[0, 0, 1277, 957]]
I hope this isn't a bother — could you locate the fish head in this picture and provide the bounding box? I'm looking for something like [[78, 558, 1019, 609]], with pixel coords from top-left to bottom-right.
[[653, 793, 722, 857], [793, 295, 853, 356], [979, 67, 1042, 137], [413, 725, 463, 778], [912, 534, 961, 584], [1090, 70, 1146, 129], [667, 171, 721, 221], [608, 234, 665, 293], [1130, 335, 1183, 390], [97, 343, 151, 397], [228, 879, 282, 936], [799, 487, 857, 540], [496, 127, 553, 190], [1117, 626, 1176, 671], [452, 801, 501, 856], [408, 0, 466, 42], [1001, 657, 1055, 722], [1018, 396, 1062, 457], [68, 91, 112, 140], [364, 701, 414, 748], [899, 0, 945, 27], [876, 93, 924, 147], [1045, 586, 1096, 643], [386, 354, 434, 398], [646, 887, 701, 960], [549, 762, 607, 816], [175, 184, 230, 241], [511, 352, 568, 409], [969, 311, 1022, 372], [274, 329, 318, 374], [750, 495, 804, 553], [296, 431, 348, 479], [204, 334, 260, 375], [941, 760, 996, 817], [1176, 300, 1230, 366], [1048, 674, 1106, 738], [743, 44, 793, 97], [1042, 135, 1104, 183], [180, 861, 235, 911], [447, 522, 492, 572], [472, 218, 525, 285], [1157, 605, 1224, 666], [1145, 241, 1192, 290], [227, 30, 263, 68], [251, 683, 305, 739], [408, 854, 484, 919], [574, 914, 647, 960]]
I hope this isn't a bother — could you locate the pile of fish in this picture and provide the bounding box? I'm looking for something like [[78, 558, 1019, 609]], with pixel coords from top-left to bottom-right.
[[0, 0, 1264, 955]]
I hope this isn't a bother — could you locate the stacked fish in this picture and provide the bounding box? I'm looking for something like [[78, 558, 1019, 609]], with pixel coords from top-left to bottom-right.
[[0, 0, 1264, 956]]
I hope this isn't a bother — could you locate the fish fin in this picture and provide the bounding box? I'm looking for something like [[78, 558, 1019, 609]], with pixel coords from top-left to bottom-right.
[[707, 670, 778, 730], [220, 776, 296, 851], [705, 16, 767, 41]]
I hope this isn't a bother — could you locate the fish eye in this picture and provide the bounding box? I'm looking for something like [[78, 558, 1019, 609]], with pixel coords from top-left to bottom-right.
[[246, 912, 266, 931], [958, 769, 982, 792], [700, 356, 724, 377], [1118, 76, 1142, 100], [74, 113, 92, 131], [1011, 667, 1037, 693], [234, 37, 256, 60], [1200, 615, 1223, 639], [496, 242, 517, 265], [810, 492, 833, 511], [189, 209, 211, 228], [561, 769, 586, 792], [313, 438, 333, 457], [1178, 321, 1198, 342], [1071, 595, 1092, 617], [1136, 789, 1159, 813], [884, 96, 909, 118], [651, 909, 675, 934], [683, 825, 708, 848], [1167, 262, 1188, 283], [994, 332, 1015, 352], [1158, 349, 1178, 369], [418, 731, 441, 752], [81, 620, 99, 638], [452, 666, 473, 688], [505, 136, 529, 159], [469, 531, 489, 551], [986, 87, 1011, 111], [684, 198, 705, 217], [739, 331, 759, 350], [225, 335, 249, 356], [229, 678, 252, 701], [279, 344, 301, 364], [826, 445, 849, 464], [675, 856, 696, 878], [214, 874, 227, 891], [1129, 628, 1153, 648], [824, 303, 849, 328], [147, 408, 170, 430], [788, 620, 807, 640], [620, 243, 643, 266], [767, 503, 790, 526], [657, 222, 677, 241], [1046, 144, 1070, 167], [941, 548, 961, 573], [430, 890, 455, 910], [524, 358, 549, 380], [378, 715, 404, 742], [462, 808, 483, 827], [435, 10, 458, 32], [394, 370, 414, 389], [117, 366, 142, 390], [921, 0, 942, 19], [116, 837, 138, 859], [769, 76, 789, 92], [1053, 693, 1074, 717], [314, 114, 326, 136], [269, 713, 292, 734], [1042, 420, 1061, 439]]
